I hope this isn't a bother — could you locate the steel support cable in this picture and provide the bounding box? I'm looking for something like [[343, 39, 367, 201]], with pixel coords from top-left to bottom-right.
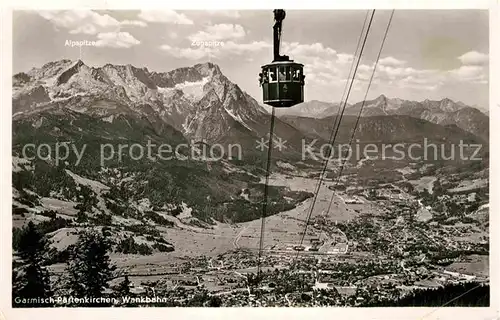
[[257, 106, 277, 279], [295, 11, 370, 256], [311, 10, 370, 224], [326, 10, 370, 151], [257, 10, 283, 282], [294, 10, 376, 262], [418, 283, 485, 319], [326, 10, 395, 216], [280, 19, 284, 58]]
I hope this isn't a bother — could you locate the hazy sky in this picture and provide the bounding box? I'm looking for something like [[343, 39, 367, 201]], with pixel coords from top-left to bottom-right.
[[13, 9, 489, 107]]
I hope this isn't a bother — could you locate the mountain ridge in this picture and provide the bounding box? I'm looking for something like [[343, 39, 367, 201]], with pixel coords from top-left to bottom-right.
[[12, 59, 313, 161], [13, 59, 489, 146], [13, 59, 268, 139], [11, 59, 490, 227], [280, 94, 488, 141]]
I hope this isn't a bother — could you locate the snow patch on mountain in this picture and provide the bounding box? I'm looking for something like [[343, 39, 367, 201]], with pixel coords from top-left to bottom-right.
[[182, 117, 193, 135], [12, 59, 296, 143], [156, 86, 176, 95], [225, 107, 253, 132], [171, 77, 210, 102], [44, 75, 60, 89]]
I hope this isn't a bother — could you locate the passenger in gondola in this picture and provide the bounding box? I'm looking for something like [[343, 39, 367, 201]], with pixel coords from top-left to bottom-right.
[[269, 70, 277, 82], [259, 71, 269, 86], [278, 69, 286, 81]]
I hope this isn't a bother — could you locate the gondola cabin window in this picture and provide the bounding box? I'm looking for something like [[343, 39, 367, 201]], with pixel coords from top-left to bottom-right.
[[269, 68, 277, 82], [260, 9, 304, 108], [278, 66, 286, 81], [293, 69, 301, 82], [260, 62, 304, 107]]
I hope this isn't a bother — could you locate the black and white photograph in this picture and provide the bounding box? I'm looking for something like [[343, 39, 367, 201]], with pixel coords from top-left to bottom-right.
[[2, 2, 499, 317]]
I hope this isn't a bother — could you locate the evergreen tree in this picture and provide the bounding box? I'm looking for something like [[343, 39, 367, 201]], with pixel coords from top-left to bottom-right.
[[76, 210, 88, 223], [74, 185, 97, 223], [12, 221, 53, 307], [116, 275, 131, 296], [113, 275, 136, 307], [66, 229, 116, 307], [207, 295, 222, 307], [12, 266, 22, 304]]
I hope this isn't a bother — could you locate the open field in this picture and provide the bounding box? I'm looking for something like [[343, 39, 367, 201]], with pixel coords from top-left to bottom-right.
[[162, 173, 373, 256], [448, 178, 488, 193], [445, 255, 489, 278], [408, 176, 437, 194], [92, 174, 384, 274], [21, 173, 383, 278], [40, 197, 78, 216]]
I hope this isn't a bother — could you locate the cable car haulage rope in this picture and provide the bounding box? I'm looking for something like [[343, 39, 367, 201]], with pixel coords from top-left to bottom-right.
[[257, 9, 305, 281]]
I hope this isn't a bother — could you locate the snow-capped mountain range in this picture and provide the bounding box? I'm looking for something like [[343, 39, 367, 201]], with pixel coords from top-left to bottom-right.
[[13, 59, 270, 143], [13, 59, 488, 143]]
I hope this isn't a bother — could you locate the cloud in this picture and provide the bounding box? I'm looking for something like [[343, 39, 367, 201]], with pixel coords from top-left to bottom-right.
[[37, 10, 144, 50], [448, 65, 487, 83], [280, 41, 488, 91], [160, 34, 488, 90], [160, 45, 209, 60], [283, 42, 338, 59], [69, 24, 98, 35], [280, 42, 355, 86], [399, 71, 443, 90], [449, 65, 484, 79], [188, 24, 246, 41], [95, 32, 140, 48], [38, 10, 120, 35], [379, 56, 406, 67], [371, 62, 487, 88], [458, 51, 489, 66], [160, 40, 270, 60], [37, 10, 148, 43], [138, 10, 193, 24], [445, 51, 489, 84], [337, 53, 354, 64], [368, 64, 446, 89], [288, 43, 487, 91], [120, 20, 147, 27], [355, 51, 489, 89], [220, 40, 270, 54]]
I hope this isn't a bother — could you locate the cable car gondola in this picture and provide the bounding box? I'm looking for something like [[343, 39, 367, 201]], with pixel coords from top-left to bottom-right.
[[259, 9, 305, 108]]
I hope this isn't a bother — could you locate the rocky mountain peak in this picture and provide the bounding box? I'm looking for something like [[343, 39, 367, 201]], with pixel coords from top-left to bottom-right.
[[281, 95, 488, 141], [439, 97, 463, 113], [193, 62, 222, 77], [12, 59, 268, 143], [55, 59, 88, 86]]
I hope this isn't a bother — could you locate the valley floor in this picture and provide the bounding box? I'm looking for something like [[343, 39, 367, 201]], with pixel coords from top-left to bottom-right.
[[17, 171, 490, 306]]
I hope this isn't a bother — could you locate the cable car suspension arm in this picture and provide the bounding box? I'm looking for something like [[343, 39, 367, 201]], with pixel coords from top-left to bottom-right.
[[273, 9, 289, 61]]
